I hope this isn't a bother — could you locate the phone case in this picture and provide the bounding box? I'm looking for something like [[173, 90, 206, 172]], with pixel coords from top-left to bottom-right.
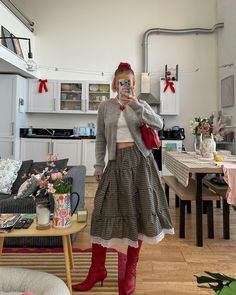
[[118, 79, 131, 97]]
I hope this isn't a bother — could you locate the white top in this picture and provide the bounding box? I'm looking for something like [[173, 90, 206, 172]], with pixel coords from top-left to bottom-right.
[[116, 111, 134, 143]]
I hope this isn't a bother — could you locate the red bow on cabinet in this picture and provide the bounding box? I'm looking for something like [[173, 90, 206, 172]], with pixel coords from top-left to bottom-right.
[[163, 80, 175, 93], [38, 79, 48, 93]]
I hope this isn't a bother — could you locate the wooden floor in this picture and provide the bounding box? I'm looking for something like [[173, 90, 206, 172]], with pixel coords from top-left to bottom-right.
[[74, 179, 236, 295]]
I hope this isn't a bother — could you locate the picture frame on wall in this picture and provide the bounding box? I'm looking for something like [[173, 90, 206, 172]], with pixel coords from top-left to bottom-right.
[[11, 34, 24, 59], [1, 26, 16, 53], [221, 75, 234, 108]]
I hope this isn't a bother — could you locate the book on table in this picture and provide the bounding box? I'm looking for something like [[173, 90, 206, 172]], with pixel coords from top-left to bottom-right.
[[0, 214, 21, 232]]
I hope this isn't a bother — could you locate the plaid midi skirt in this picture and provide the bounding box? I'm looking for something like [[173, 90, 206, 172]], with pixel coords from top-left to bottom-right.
[[90, 145, 174, 248]]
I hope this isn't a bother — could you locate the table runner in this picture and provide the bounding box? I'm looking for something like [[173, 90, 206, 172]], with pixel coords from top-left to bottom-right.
[[164, 151, 217, 187]]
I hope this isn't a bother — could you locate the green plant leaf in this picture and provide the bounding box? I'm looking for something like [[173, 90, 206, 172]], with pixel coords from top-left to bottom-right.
[[205, 272, 236, 282], [195, 275, 222, 284], [218, 284, 236, 295]]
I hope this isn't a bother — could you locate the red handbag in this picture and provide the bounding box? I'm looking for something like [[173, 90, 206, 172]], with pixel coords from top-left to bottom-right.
[[139, 124, 161, 150]]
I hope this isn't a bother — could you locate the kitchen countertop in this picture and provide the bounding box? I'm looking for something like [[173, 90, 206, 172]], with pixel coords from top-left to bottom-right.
[[21, 135, 96, 140], [20, 128, 96, 140]]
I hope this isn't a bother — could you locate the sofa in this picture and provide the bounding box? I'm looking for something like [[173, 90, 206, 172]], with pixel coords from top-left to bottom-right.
[[0, 159, 86, 247]]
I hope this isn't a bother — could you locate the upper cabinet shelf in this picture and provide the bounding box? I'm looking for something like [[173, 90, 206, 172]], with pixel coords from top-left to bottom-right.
[[27, 79, 112, 113]]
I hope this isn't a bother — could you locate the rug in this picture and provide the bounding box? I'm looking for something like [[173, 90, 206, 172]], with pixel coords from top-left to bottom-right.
[[1, 248, 127, 295]]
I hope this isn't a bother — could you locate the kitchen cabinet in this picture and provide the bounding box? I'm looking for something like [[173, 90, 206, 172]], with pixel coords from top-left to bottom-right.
[[81, 139, 108, 176], [20, 138, 82, 166], [0, 138, 14, 159], [160, 79, 179, 115], [27, 79, 112, 114], [0, 74, 28, 159], [81, 139, 96, 176], [86, 82, 111, 112], [52, 139, 82, 165], [58, 81, 85, 112], [20, 138, 51, 162], [28, 79, 58, 112]]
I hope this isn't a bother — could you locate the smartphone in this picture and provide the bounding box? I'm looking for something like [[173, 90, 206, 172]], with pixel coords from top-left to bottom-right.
[[118, 79, 131, 98]]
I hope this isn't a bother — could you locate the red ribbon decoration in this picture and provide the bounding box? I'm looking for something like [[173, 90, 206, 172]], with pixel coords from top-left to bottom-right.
[[163, 80, 175, 93], [38, 79, 48, 93]]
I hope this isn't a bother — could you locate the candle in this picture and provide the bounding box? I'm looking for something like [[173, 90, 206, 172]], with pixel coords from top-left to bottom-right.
[[36, 202, 50, 229], [77, 209, 88, 223]]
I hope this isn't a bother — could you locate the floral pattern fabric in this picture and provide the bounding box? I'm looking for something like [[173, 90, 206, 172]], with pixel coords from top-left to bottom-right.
[[16, 174, 41, 198], [0, 159, 22, 194]]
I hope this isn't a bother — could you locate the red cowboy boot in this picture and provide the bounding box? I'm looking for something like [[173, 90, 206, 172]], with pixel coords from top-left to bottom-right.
[[124, 240, 142, 295], [72, 243, 107, 291]]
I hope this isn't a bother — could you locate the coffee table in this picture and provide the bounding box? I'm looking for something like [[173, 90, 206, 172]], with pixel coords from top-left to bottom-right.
[[0, 215, 87, 294]]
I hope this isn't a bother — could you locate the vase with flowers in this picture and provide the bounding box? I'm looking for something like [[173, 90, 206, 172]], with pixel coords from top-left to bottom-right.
[[34, 155, 80, 229], [190, 114, 225, 158]]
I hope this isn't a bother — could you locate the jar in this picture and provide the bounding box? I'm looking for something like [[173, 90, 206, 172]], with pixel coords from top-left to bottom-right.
[[36, 201, 51, 230]]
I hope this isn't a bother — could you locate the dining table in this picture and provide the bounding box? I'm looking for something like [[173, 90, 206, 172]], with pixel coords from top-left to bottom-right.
[[164, 151, 224, 247]]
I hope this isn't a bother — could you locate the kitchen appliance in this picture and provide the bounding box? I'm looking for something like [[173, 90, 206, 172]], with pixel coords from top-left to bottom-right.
[[158, 126, 185, 140]]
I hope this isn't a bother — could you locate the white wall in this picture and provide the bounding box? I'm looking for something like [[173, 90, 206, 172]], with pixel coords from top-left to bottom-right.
[[13, 0, 219, 150], [217, 0, 236, 125]]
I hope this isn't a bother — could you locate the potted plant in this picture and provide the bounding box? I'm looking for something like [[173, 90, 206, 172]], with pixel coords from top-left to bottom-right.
[[195, 206, 236, 294]]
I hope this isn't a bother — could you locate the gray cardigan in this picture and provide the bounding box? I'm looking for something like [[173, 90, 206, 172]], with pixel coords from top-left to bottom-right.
[[94, 99, 163, 176]]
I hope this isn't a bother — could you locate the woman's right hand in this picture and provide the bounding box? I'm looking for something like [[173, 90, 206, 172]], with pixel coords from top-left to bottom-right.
[[95, 175, 102, 182]]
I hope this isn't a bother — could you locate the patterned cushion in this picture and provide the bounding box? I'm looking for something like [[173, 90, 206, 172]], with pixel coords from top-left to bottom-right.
[[16, 174, 41, 199], [11, 160, 33, 194], [30, 159, 69, 175], [0, 159, 22, 194]]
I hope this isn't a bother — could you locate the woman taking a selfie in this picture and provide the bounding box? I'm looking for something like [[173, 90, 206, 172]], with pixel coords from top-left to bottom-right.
[[72, 62, 174, 295]]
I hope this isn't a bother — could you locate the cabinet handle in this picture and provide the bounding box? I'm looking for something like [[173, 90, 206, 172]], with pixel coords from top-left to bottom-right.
[[51, 142, 54, 154], [53, 98, 56, 111], [48, 142, 51, 154], [11, 142, 14, 156], [11, 122, 14, 136]]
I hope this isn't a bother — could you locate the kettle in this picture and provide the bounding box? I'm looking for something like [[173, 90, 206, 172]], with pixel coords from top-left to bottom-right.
[[52, 192, 80, 229]]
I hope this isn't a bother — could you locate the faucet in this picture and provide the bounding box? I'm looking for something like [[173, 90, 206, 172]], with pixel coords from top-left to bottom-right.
[[44, 128, 55, 136]]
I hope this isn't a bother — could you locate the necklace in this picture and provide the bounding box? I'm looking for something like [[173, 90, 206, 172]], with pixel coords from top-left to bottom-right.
[[116, 97, 125, 111]]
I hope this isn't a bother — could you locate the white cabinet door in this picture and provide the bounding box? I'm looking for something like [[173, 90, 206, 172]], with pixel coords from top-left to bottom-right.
[[28, 79, 58, 112], [52, 139, 82, 166], [0, 76, 14, 137], [58, 81, 85, 112], [0, 75, 28, 160], [81, 139, 108, 175], [0, 138, 14, 159], [81, 139, 96, 176], [20, 138, 51, 161], [86, 82, 111, 113], [160, 79, 179, 115]]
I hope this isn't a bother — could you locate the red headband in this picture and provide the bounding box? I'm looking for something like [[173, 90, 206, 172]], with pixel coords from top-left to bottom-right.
[[118, 62, 131, 69]]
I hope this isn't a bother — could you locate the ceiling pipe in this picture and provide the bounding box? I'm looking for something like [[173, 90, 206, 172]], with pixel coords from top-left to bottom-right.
[[0, 0, 34, 32], [139, 23, 224, 104]]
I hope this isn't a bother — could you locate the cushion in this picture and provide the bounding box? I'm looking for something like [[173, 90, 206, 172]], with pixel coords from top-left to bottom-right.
[[11, 160, 33, 194], [30, 159, 69, 175], [16, 174, 41, 199], [0, 159, 22, 194]]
